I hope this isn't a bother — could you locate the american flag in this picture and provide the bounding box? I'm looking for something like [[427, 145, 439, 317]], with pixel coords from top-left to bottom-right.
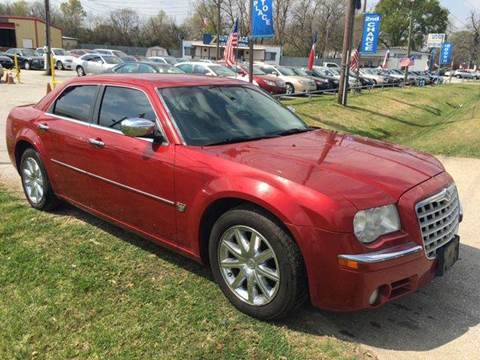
[[224, 19, 238, 67], [382, 49, 390, 69], [400, 57, 415, 67], [350, 48, 360, 72]]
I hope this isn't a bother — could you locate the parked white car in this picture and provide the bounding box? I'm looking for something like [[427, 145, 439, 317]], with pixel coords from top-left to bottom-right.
[[36, 47, 75, 70], [147, 56, 178, 65], [175, 62, 237, 78], [73, 53, 123, 76]]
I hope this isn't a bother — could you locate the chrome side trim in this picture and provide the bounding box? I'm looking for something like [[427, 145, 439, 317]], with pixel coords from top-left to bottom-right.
[[339, 242, 423, 264], [50, 158, 175, 206]]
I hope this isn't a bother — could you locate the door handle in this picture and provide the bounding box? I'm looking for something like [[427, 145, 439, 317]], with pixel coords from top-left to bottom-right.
[[38, 123, 49, 131], [88, 138, 105, 147]]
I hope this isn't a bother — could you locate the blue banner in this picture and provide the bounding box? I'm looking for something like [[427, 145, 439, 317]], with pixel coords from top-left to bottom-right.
[[440, 42, 453, 65], [360, 13, 382, 54], [251, 0, 274, 38]]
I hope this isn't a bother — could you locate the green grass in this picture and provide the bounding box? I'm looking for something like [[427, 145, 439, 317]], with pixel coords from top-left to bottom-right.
[[0, 189, 362, 359], [284, 83, 480, 157]]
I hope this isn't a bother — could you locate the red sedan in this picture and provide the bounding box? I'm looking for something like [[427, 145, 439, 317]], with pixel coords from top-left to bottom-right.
[[231, 64, 287, 94], [6, 74, 462, 319]]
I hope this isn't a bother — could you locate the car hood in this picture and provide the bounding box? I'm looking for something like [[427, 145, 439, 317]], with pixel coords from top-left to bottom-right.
[[201, 129, 444, 209]]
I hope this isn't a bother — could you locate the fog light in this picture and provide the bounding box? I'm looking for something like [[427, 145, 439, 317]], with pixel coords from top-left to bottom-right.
[[369, 288, 380, 305]]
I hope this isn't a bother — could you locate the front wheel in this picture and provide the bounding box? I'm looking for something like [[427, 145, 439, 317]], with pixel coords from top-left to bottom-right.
[[56, 61, 63, 70], [76, 66, 85, 76], [209, 205, 307, 320], [20, 148, 59, 210]]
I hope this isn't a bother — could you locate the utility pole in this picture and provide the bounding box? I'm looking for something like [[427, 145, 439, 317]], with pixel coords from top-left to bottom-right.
[[248, 0, 254, 83], [337, 0, 356, 105], [216, 0, 221, 60], [44, 0, 52, 75], [404, 0, 415, 84]]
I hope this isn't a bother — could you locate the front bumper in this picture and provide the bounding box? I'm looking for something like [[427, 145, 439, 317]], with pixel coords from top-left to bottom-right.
[[292, 171, 458, 311]]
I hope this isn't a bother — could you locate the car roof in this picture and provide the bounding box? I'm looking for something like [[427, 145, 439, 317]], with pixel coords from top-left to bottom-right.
[[62, 73, 248, 88]]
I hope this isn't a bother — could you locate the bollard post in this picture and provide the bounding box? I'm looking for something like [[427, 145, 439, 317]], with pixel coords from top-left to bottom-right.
[[14, 54, 21, 83], [49, 54, 57, 88]]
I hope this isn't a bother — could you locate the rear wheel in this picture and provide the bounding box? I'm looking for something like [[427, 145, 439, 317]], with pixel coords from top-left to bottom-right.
[[24, 61, 31, 70], [20, 148, 59, 210], [76, 66, 85, 76], [56, 61, 63, 70], [209, 205, 307, 320]]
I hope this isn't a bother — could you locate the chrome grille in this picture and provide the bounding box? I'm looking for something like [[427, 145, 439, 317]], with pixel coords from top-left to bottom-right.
[[415, 184, 460, 259]]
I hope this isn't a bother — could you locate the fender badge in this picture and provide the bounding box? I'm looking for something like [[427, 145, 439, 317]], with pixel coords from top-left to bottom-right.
[[176, 202, 187, 212]]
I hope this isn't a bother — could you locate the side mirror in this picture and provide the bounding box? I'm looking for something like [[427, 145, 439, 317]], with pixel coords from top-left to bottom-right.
[[120, 118, 156, 138]]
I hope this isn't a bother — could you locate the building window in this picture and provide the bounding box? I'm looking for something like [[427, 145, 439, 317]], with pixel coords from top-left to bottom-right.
[[265, 52, 276, 61], [184, 46, 192, 56]]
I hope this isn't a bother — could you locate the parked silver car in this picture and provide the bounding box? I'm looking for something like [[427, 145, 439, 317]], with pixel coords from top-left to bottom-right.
[[73, 54, 123, 76]]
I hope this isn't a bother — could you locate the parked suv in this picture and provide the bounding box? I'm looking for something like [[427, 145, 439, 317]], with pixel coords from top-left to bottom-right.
[[256, 63, 316, 94]]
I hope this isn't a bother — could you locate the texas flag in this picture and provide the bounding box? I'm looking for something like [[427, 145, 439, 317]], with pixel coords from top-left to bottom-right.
[[307, 32, 318, 70], [400, 57, 415, 67]]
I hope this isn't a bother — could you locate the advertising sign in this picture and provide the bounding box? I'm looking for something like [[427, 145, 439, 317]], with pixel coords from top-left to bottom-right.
[[251, 0, 274, 38], [427, 33, 446, 48], [360, 13, 382, 54], [440, 42, 453, 65]]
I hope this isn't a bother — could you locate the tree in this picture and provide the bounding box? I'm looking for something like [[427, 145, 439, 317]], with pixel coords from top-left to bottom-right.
[[59, 0, 87, 37], [375, 0, 449, 50]]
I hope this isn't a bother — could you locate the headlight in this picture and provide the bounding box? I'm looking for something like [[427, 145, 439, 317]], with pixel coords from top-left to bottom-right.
[[265, 80, 276, 86], [353, 204, 401, 244], [276, 80, 285, 87]]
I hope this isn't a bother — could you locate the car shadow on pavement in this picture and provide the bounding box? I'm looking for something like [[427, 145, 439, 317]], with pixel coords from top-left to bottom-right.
[[53, 203, 479, 352], [279, 242, 480, 352]]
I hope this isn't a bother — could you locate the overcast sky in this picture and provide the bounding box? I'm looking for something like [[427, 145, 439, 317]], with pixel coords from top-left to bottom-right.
[[45, 0, 479, 29]]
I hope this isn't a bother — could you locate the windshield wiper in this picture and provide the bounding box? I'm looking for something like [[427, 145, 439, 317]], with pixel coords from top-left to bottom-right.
[[273, 128, 313, 136], [204, 134, 282, 146]]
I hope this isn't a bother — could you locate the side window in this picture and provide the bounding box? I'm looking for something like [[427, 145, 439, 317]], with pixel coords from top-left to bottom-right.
[[116, 64, 138, 73], [138, 64, 156, 73], [193, 65, 209, 74], [177, 64, 192, 73], [53, 85, 98, 122], [98, 87, 156, 132], [262, 67, 273, 74]]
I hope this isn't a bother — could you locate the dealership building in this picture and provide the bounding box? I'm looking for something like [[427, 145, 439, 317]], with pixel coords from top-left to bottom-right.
[[360, 47, 431, 71], [182, 35, 282, 64], [0, 16, 63, 50]]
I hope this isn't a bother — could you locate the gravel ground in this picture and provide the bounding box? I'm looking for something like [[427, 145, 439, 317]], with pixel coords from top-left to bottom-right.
[[1, 70, 479, 360]]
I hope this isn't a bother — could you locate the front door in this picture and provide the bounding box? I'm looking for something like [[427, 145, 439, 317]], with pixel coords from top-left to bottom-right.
[[84, 85, 177, 243]]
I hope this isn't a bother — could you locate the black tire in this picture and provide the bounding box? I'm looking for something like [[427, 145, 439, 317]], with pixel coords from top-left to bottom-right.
[[56, 61, 63, 70], [76, 66, 85, 76], [209, 205, 307, 320], [285, 83, 295, 95], [19, 148, 59, 211], [24, 61, 31, 70]]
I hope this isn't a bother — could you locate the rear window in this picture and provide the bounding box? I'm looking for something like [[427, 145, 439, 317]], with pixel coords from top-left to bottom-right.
[[53, 85, 98, 122]]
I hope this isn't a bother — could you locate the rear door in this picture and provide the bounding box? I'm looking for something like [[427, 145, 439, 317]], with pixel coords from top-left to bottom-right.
[[84, 85, 177, 243], [41, 84, 101, 207]]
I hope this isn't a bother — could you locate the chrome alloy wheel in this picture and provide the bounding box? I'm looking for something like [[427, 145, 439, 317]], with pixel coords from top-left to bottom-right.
[[218, 225, 280, 306], [21, 157, 45, 205]]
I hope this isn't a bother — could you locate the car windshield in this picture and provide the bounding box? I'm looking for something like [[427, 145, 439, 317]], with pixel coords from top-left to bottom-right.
[[277, 67, 296, 76], [53, 49, 66, 55], [211, 66, 236, 76], [113, 50, 128, 58], [159, 86, 310, 146], [252, 65, 266, 75], [155, 65, 184, 73], [293, 68, 309, 76], [22, 49, 36, 57], [329, 68, 340, 76], [163, 57, 177, 65], [103, 56, 123, 64]]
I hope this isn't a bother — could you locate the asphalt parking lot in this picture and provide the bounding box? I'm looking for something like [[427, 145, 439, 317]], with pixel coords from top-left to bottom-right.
[[0, 70, 479, 360]]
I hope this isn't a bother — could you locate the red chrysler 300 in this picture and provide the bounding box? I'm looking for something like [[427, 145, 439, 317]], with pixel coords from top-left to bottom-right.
[[6, 74, 462, 319]]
